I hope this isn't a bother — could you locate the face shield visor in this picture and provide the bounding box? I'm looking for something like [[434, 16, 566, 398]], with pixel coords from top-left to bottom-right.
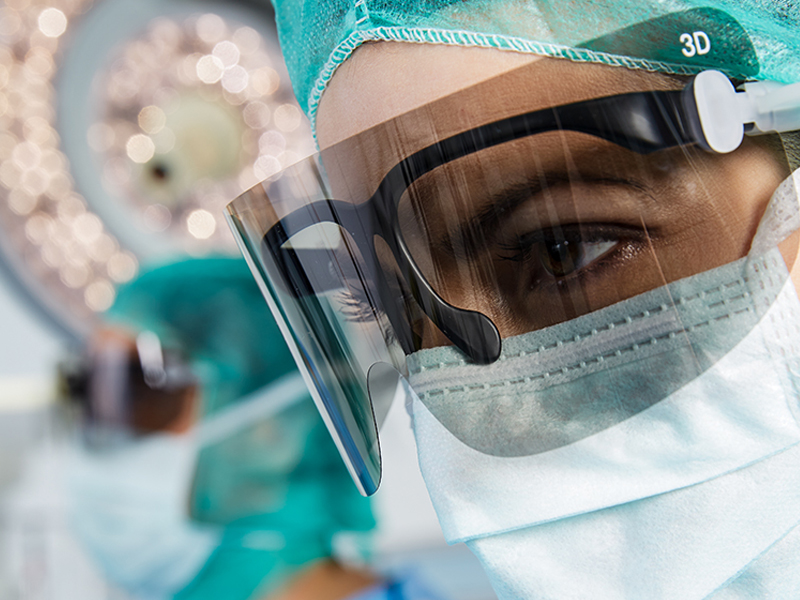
[[228, 53, 800, 496]]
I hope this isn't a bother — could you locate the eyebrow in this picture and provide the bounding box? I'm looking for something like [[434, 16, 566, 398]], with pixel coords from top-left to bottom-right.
[[420, 173, 561, 258], [430, 173, 655, 258]]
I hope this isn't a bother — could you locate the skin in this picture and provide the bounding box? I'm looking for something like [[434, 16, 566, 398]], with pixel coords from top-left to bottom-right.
[[316, 43, 798, 347], [265, 560, 377, 600], [317, 43, 539, 146]]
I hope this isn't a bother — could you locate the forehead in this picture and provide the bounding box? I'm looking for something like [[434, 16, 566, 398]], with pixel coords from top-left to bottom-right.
[[317, 43, 683, 149], [316, 43, 539, 147]]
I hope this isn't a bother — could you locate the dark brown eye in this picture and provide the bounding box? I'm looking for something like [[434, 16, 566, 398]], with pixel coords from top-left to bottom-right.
[[535, 234, 617, 279], [540, 236, 583, 277], [498, 226, 619, 279]]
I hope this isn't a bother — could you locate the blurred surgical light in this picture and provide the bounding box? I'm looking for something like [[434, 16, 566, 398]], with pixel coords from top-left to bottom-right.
[[196, 54, 224, 83], [273, 103, 301, 132], [0, 0, 314, 339], [125, 134, 155, 164], [37, 8, 66, 38], [138, 105, 166, 135]]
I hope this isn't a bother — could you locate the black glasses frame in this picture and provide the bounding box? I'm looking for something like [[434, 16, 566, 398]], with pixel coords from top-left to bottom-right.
[[263, 82, 703, 364]]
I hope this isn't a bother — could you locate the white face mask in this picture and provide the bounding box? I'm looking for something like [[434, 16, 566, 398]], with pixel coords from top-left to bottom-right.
[[407, 171, 800, 599], [67, 432, 220, 600]]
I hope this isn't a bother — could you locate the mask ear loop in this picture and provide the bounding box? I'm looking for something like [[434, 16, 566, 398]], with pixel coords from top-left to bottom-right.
[[749, 169, 800, 257]]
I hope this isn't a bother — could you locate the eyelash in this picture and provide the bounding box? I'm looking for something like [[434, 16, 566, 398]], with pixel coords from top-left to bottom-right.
[[336, 285, 403, 347], [338, 224, 639, 334], [496, 224, 626, 280], [336, 286, 377, 323]]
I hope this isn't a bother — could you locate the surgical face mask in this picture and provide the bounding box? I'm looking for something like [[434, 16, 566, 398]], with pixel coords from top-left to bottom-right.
[[406, 171, 800, 599], [67, 371, 316, 600], [68, 432, 220, 600]]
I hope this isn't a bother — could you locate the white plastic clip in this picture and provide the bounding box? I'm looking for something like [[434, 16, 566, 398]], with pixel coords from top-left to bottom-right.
[[692, 70, 800, 154]]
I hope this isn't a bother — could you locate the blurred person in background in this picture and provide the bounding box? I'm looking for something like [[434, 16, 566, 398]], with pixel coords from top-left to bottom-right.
[[59, 256, 445, 600]]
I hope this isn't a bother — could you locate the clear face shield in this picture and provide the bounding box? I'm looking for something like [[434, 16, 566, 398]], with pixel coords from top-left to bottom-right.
[[228, 53, 800, 495]]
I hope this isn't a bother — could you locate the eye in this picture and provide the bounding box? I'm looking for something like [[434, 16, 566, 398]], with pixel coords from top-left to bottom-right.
[[498, 226, 618, 279], [539, 234, 617, 277]]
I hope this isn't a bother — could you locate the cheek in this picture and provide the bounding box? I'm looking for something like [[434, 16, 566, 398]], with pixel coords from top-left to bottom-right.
[[658, 144, 789, 277], [718, 151, 787, 242]]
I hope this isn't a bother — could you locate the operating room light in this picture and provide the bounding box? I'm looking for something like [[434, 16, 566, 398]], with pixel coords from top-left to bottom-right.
[[0, 0, 314, 336]]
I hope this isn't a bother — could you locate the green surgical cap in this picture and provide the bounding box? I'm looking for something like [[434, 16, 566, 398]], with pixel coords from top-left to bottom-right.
[[106, 256, 297, 416], [271, 0, 800, 133]]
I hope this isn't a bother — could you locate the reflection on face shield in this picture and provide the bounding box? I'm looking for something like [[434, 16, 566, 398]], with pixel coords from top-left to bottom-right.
[[227, 61, 796, 495]]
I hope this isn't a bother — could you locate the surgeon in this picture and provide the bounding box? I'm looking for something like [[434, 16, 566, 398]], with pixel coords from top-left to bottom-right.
[[226, 1, 800, 599], [62, 256, 444, 600]]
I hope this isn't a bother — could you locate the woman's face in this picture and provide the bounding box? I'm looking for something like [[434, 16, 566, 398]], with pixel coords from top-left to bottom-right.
[[316, 43, 794, 348]]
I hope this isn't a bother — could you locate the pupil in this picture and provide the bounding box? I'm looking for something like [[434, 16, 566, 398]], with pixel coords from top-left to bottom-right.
[[541, 237, 583, 277]]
